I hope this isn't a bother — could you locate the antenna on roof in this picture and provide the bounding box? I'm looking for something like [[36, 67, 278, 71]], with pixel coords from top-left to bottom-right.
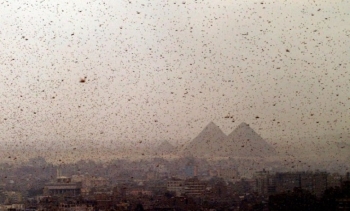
[[56, 167, 62, 178]]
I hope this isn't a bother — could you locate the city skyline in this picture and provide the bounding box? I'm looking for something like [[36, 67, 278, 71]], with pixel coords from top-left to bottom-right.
[[1, 0, 349, 209]]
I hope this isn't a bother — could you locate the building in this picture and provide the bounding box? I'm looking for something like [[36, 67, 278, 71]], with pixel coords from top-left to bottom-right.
[[167, 178, 184, 196], [336, 198, 350, 210], [43, 170, 81, 197], [328, 173, 342, 188], [253, 169, 277, 196], [71, 174, 108, 195], [183, 177, 206, 197], [260, 171, 330, 197], [3, 191, 23, 204], [274, 172, 301, 193], [275, 171, 328, 197], [185, 160, 198, 178], [345, 172, 350, 181], [0, 203, 25, 211], [218, 168, 240, 182], [303, 171, 328, 196], [127, 189, 152, 197], [233, 178, 254, 194]]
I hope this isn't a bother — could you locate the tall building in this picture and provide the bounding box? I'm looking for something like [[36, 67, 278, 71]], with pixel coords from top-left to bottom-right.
[[254, 169, 275, 196], [253, 170, 330, 197], [185, 160, 198, 178], [301, 171, 328, 196], [0, 183, 5, 203], [274, 172, 301, 193], [327, 173, 342, 188]]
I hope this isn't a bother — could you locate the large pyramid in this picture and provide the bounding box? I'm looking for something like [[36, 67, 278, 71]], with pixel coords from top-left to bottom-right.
[[181, 122, 276, 158], [181, 122, 227, 157], [225, 122, 277, 157]]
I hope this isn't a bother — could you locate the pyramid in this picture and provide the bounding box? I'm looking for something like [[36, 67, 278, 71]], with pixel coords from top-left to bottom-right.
[[181, 122, 276, 158], [156, 141, 176, 154], [181, 122, 227, 157], [225, 122, 277, 157]]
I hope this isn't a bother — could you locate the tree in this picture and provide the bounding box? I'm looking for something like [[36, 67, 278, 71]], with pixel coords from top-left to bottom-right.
[[320, 181, 350, 210], [134, 203, 144, 211], [269, 188, 320, 211]]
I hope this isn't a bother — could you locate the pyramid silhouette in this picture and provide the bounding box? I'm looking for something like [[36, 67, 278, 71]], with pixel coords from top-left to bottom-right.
[[181, 122, 227, 157], [181, 122, 276, 157]]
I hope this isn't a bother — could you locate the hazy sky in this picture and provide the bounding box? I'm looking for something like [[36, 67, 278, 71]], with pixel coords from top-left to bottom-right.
[[0, 0, 349, 149]]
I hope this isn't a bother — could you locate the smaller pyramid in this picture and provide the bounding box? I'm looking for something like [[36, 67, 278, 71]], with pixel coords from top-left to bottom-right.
[[156, 141, 176, 154]]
